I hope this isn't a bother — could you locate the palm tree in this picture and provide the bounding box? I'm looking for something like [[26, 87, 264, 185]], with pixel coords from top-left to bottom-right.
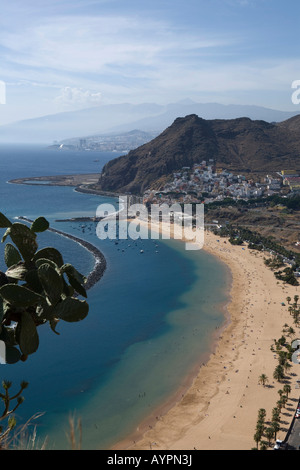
[[286, 296, 291, 304], [287, 326, 296, 339], [294, 294, 299, 306], [257, 409, 266, 430], [265, 427, 274, 446], [272, 407, 281, 423], [278, 350, 288, 365], [258, 408, 267, 420], [283, 361, 292, 374], [258, 374, 268, 387], [293, 309, 300, 325], [277, 398, 284, 412], [260, 441, 268, 450], [271, 421, 280, 441], [253, 430, 262, 449], [273, 364, 285, 382], [281, 395, 288, 408], [283, 384, 291, 398], [256, 422, 265, 437]]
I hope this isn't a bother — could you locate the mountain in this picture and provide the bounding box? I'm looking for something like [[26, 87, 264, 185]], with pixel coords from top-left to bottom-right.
[[96, 114, 300, 195], [0, 100, 299, 144], [110, 102, 300, 134], [0, 102, 164, 144]]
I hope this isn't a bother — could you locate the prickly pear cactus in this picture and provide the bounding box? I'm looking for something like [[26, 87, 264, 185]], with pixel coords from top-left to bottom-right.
[[0, 214, 89, 363]]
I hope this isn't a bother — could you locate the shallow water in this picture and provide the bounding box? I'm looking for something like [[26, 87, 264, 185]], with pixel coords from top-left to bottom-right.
[[0, 144, 230, 449]]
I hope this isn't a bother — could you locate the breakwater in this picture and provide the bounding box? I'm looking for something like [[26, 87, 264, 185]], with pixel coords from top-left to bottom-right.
[[18, 216, 106, 291]]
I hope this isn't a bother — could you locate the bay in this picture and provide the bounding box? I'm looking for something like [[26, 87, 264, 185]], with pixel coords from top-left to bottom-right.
[[0, 144, 230, 449]]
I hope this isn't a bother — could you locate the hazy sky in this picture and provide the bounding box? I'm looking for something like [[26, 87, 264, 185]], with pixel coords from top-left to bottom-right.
[[0, 0, 300, 125]]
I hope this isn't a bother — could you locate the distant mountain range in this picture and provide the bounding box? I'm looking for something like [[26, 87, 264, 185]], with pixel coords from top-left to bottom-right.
[[96, 114, 300, 195], [1, 99, 300, 144]]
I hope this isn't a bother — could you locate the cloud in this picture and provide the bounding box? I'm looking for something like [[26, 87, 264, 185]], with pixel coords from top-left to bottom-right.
[[0, 4, 295, 116], [55, 86, 102, 107], [0, 14, 232, 76], [225, 0, 253, 5]]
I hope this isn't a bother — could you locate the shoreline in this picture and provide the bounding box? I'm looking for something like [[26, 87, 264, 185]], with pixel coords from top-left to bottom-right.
[[8, 174, 122, 198], [112, 279, 232, 451], [113, 220, 300, 450], [12, 177, 300, 449]]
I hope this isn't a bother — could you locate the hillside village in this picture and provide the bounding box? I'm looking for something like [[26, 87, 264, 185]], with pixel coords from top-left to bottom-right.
[[142, 161, 300, 205]]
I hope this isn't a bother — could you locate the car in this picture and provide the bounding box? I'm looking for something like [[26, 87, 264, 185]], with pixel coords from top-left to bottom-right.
[[274, 439, 283, 450]]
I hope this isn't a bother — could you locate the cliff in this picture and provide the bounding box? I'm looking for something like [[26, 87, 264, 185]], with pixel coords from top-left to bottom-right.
[[96, 114, 300, 195]]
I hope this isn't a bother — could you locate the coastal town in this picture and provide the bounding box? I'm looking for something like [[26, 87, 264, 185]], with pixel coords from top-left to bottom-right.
[[50, 130, 159, 153], [142, 160, 300, 205]]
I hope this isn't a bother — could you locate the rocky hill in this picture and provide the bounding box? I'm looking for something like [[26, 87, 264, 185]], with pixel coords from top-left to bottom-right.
[[96, 114, 300, 195]]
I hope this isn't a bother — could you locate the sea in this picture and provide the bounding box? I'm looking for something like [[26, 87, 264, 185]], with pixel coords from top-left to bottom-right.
[[0, 144, 230, 449]]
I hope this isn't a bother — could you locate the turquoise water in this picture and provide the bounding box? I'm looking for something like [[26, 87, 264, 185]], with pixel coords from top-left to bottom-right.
[[0, 144, 230, 449]]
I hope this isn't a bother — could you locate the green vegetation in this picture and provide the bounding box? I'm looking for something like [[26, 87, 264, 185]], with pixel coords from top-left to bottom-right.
[[0, 380, 28, 448], [0, 213, 91, 449], [258, 373, 268, 387], [274, 267, 299, 286], [253, 381, 289, 449], [228, 236, 243, 245], [254, 315, 300, 450], [253, 407, 281, 450], [264, 256, 285, 270], [206, 193, 300, 212], [214, 224, 300, 262], [286, 296, 300, 326], [0, 213, 89, 362], [212, 224, 300, 285]]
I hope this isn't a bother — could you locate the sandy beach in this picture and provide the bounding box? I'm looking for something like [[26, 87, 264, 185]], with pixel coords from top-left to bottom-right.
[[11, 177, 300, 449], [116, 220, 300, 450]]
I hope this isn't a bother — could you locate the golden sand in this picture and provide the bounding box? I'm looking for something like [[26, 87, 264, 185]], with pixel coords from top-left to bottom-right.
[[116, 220, 300, 450]]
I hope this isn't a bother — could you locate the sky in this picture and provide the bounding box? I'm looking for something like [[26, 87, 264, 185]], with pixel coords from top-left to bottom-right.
[[0, 0, 300, 125]]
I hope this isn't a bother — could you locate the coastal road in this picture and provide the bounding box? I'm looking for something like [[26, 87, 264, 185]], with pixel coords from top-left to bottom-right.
[[286, 417, 300, 450], [284, 395, 300, 450]]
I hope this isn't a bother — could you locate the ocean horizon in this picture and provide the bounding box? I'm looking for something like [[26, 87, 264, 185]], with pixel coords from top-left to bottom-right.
[[0, 144, 230, 449]]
